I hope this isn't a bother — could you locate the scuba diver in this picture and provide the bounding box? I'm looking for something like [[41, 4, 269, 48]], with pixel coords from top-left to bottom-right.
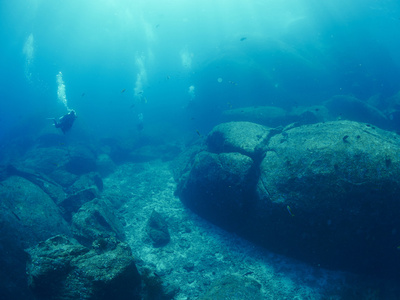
[[53, 110, 76, 134]]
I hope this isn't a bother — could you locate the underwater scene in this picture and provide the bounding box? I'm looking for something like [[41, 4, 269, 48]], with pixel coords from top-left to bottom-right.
[[1, 0, 400, 299]]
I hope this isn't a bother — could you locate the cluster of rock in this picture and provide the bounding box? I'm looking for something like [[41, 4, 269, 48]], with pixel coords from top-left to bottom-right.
[[26, 235, 140, 300], [0, 136, 173, 299], [3, 91, 400, 297], [0, 164, 142, 299], [175, 120, 400, 277]]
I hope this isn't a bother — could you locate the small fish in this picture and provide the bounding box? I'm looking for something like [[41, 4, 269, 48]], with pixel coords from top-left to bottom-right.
[[287, 205, 295, 217], [196, 130, 201, 137], [240, 37, 247, 41], [121, 89, 126, 93], [228, 80, 238, 86], [81, 93, 85, 97]]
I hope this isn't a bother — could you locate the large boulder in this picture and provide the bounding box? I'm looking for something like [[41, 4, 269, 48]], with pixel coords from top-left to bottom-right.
[[26, 235, 141, 300], [221, 106, 288, 127], [324, 95, 390, 128], [17, 146, 79, 187], [18, 143, 98, 187], [58, 173, 103, 221], [176, 120, 400, 277], [254, 120, 400, 276], [1, 164, 67, 203], [178, 151, 257, 230], [177, 122, 270, 230], [0, 176, 71, 248], [0, 176, 71, 299], [207, 121, 270, 161], [72, 198, 126, 247]]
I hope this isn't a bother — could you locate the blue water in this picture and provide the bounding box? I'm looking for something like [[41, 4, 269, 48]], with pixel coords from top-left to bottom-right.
[[1, 0, 399, 147], [1, 2, 400, 298]]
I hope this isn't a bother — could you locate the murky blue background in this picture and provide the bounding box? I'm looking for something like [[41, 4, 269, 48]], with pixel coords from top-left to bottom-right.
[[1, 0, 400, 146]]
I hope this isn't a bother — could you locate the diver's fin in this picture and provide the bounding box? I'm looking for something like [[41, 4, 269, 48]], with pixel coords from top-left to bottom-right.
[[46, 117, 58, 126], [52, 118, 60, 128]]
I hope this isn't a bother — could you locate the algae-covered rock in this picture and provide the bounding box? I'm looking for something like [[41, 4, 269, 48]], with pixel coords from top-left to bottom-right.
[[16, 143, 98, 186], [146, 210, 170, 247], [177, 151, 257, 230], [255, 120, 400, 276], [58, 172, 103, 221], [207, 121, 270, 161], [72, 198, 126, 247], [20, 146, 70, 175], [26, 235, 89, 297], [0, 176, 71, 299], [170, 144, 205, 183], [59, 186, 99, 221], [176, 120, 400, 277], [0, 176, 71, 248], [17, 146, 78, 187], [222, 106, 288, 127], [26, 235, 141, 300], [257, 120, 400, 204]]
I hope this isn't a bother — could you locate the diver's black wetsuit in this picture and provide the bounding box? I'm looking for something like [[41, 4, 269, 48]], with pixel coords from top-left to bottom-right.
[[54, 110, 76, 134]]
